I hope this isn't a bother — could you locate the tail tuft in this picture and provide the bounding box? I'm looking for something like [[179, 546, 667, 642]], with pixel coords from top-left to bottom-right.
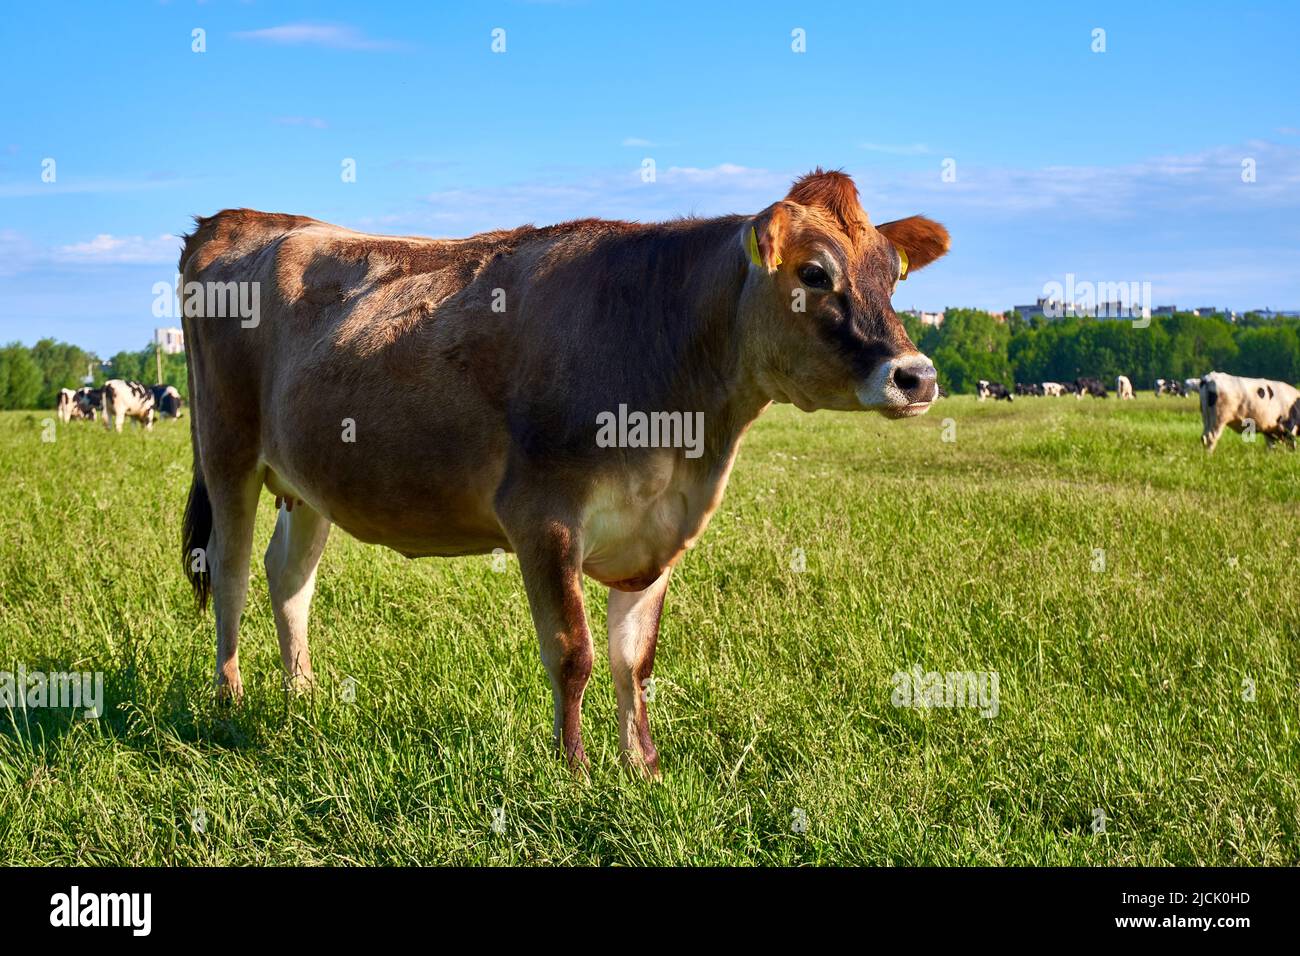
[[182, 476, 213, 612]]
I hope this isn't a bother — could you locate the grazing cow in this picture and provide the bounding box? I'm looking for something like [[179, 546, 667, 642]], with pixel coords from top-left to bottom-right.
[[977, 380, 1013, 402], [1199, 371, 1300, 453], [1041, 382, 1065, 397], [1184, 377, 1202, 395], [1075, 377, 1108, 399], [1116, 375, 1135, 400], [177, 169, 950, 775], [151, 384, 185, 419], [56, 388, 77, 423], [102, 380, 156, 432], [73, 387, 103, 421]]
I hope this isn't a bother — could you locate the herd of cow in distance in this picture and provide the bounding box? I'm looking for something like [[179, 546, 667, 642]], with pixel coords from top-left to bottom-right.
[[973, 372, 1300, 452], [54, 371, 1300, 456], [54, 381, 183, 431]]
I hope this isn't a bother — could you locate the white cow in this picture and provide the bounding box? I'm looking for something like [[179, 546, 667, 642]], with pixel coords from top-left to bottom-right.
[[1199, 371, 1300, 453], [1116, 375, 1135, 400], [102, 379, 156, 433], [1041, 382, 1065, 397]]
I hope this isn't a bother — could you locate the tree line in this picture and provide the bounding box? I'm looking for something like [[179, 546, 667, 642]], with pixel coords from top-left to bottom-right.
[[2, 311, 1298, 409], [0, 340, 189, 411], [899, 310, 1300, 394]]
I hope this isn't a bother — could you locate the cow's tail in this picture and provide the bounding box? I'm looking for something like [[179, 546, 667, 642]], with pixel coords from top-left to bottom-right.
[[179, 225, 213, 613], [182, 431, 213, 613]]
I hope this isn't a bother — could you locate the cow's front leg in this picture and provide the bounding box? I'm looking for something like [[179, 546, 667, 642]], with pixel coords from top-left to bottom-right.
[[509, 517, 593, 769], [607, 569, 670, 779]]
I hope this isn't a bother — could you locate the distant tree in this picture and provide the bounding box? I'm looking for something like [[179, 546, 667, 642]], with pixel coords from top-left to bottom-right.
[[0, 343, 43, 409], [920, 309, 1011, 392], [29, 338, 93, 408], [1230, 326, 1300, 382], [105, 348, 147, 383], [1163, 313, 1238, 378]]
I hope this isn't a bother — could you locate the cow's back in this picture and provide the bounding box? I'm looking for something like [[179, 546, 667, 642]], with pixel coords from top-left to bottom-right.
[[178, 210, 604, 550]]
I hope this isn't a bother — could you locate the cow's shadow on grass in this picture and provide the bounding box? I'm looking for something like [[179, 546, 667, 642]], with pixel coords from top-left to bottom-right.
[[0, 654, 283, 755]]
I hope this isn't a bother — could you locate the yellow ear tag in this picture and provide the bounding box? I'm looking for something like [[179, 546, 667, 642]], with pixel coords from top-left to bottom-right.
[[896, 246, 909, 281], [747, 226, 781, 269]]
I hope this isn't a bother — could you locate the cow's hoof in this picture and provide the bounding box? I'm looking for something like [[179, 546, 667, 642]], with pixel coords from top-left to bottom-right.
[[555, 739, 590, 776], [283, 673, 316, 695], [214, 681, 244, 706], [621, 748, 662, 782]]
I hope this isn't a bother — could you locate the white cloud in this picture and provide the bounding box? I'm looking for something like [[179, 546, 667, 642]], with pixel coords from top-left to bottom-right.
[[56, 233, 181, 265], [233, 22, 404, 51], [622, 137, 657, 148], [858, 141, 1300, 220]]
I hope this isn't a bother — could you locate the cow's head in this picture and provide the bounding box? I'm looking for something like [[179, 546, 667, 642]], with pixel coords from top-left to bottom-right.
[[739, 168, 949, 417]]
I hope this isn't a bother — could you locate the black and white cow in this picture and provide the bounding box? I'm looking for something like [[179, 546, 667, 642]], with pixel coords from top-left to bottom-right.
[[150, 384, 185, 419], [1200, 371, 1300, 453], [102, 380, 155, 432], [1041, 382, 1065, 397], [977, 379, 1013, 401], [56, 388, 78, 423], [1075, 377, 1108, 399], [73, 387, 103, 421]]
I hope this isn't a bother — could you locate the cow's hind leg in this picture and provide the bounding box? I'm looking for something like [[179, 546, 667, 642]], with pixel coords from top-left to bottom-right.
[[206, 466, 263, 700], [607, 569, 671, 779], [264, 500, 331, 690]]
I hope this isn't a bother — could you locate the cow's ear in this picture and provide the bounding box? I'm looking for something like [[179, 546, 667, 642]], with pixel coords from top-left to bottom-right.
[[743, 201, 791, 272], [877, 216, 950, 275]]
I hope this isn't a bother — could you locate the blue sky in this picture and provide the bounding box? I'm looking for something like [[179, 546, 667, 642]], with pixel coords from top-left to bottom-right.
[[1, 0, 1297, 355]]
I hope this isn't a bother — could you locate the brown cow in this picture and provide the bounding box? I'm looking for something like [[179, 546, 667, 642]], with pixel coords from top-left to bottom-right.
[[179, 169, 949, 775]]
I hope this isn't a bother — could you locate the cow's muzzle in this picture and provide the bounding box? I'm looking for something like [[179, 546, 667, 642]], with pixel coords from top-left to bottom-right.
[[857, 353, 938, 417]]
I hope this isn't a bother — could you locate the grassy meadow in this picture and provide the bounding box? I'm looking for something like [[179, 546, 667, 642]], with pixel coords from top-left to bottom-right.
[[0, 394, 1297, 865]]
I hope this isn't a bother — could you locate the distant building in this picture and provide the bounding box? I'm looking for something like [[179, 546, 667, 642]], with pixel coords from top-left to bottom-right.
[[1248, 309, 1300, 320], [1011, 297, 1135, 322], [902, 309, 945, 328], [155, 327, 184, 354], [1148, 305, 1242, 321]]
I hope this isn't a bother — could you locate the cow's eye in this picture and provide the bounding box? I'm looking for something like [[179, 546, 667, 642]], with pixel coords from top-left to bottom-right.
[[798, 264, 831, 289]]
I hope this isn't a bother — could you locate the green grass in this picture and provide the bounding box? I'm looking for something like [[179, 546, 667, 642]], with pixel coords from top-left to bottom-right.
[[1, 396, 1297, 865]]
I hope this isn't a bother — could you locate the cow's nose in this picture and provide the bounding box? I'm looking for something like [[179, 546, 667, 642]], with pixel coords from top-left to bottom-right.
[[890, 360, 937, 404]]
